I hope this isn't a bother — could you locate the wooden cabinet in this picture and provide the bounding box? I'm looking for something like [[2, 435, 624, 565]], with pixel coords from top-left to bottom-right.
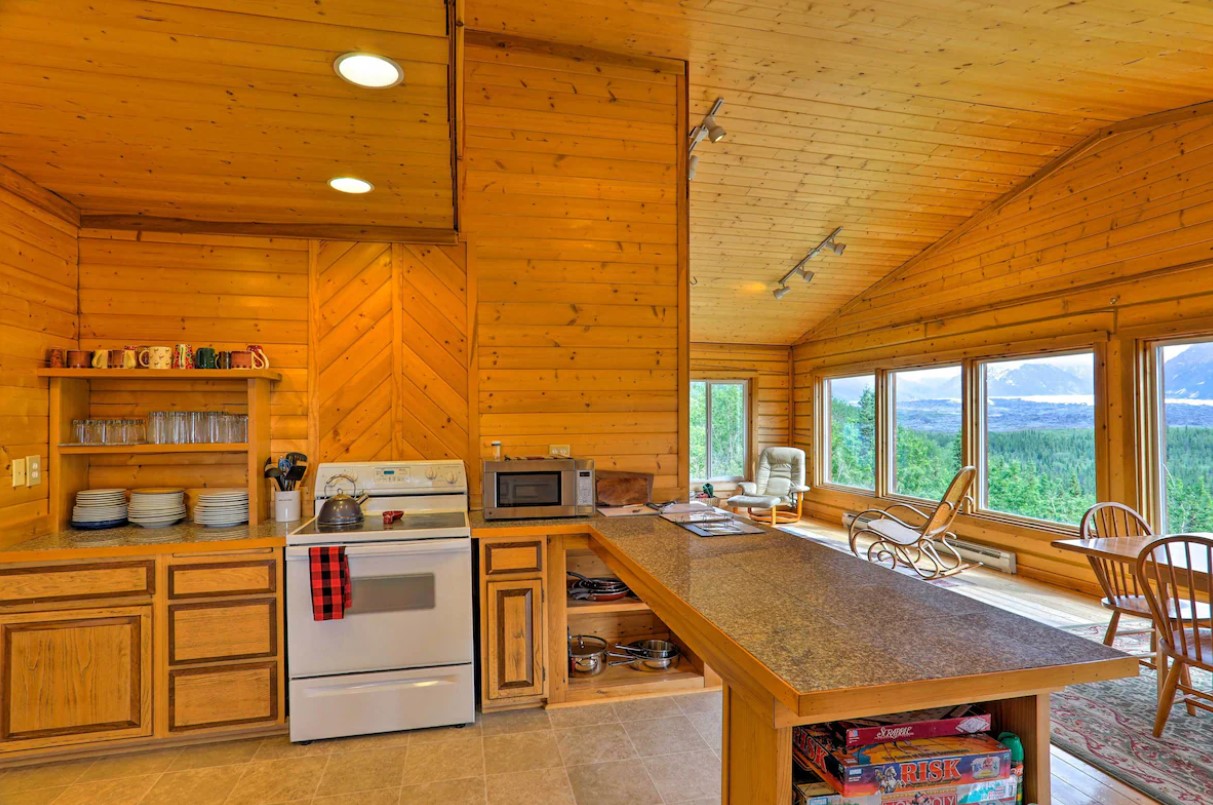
[[0, 606, 152, 751], [478, 537, 546, 709], [485, 578, 544, 700], [169, 663, 279, 731]]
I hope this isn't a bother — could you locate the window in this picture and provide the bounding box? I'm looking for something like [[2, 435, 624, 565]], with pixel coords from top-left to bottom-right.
[[1156, 340, 1213, 532], [891, 366, 962, 501], [690, 380, 749, 482], [825, 373, 876, 490], [980, 352, 1096, 525]]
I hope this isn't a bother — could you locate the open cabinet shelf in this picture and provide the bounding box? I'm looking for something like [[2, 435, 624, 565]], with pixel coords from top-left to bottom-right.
[[566, 596, 651, 615], [566, 662, 708, 702], [57, 443, 250, 455]]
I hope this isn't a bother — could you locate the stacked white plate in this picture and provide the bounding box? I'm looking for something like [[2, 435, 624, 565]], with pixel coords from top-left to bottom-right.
[[128, 488, 186, 528], [70, 489, 128, 529], [193, 488, 249, 528]]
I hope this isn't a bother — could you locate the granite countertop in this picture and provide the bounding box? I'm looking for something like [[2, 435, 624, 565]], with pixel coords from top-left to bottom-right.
[[0, 520, 301, 560], [470, 510, 1131, 705]]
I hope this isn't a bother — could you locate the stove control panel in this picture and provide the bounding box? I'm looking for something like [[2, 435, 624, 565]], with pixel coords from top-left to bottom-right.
[[314, 461, 467, 497]]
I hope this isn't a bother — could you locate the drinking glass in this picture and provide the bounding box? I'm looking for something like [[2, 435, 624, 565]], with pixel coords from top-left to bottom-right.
[[147, 411, 166, 444], [72, 419, 86, 445], [233, 414, 248, 443], [168, 412, 187, 445]]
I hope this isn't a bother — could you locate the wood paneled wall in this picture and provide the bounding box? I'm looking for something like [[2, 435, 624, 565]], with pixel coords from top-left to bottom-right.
[[0, 168, 78, 538], [793, 106, 1213, 593], [462, 34, 688, 499], [690, 343, 792, 491]]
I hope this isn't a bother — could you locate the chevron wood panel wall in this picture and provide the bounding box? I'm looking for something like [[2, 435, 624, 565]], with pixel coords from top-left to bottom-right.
[[311, 241, 470, 466]]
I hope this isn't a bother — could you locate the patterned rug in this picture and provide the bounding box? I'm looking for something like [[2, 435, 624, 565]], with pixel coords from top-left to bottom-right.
[[1052, 623, 1213, 805]]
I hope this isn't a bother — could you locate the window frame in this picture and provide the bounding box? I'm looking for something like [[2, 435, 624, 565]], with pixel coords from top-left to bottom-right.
[[972, 346, 1101, 530], [818, 371, 880, 494], [689, 377, 752, 484]]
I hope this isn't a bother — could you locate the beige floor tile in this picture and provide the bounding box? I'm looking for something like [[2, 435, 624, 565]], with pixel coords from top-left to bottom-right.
[[407, 721, 481, 746], [75, 749, 181, 782], [165, 738, 263, 771], [683, 709, 723, 754], [485, 767, 576, 804], [313, 747, 408, 798], [483, 730, 561, 775], [0, 788, 67, 805], [547, 703, 619, 729], [399, 775, 486, 804], [674, 691, 722, 717], [140, 766, 239, 805], [622, 716, 711, 757], [565, 759, 662, 805], [554, 723, 636, 767], [0, 760, 91, 795], [643, 750, 721, 802], [324, 729, 412, 754], [403, 734, 484, 784], [52, 773, 159, 805], [313, 787, 402, 805], [481, 707, 552, 736], [612, 696, 684, 722], [674, 799, 721, 804], [254, 735, 336, 760], [224, 756, 328, 805]]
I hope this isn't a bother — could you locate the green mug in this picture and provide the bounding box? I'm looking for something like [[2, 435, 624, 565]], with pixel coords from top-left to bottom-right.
[[195, 347, 218, 369]]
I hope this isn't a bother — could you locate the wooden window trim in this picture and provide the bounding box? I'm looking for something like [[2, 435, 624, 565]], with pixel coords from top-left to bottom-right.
[[816, 371, 878, 495], [690, 376, 754, 484]]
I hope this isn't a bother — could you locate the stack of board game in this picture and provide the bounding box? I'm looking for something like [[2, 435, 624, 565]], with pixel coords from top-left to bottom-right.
[[792, 706, 1018, 805]]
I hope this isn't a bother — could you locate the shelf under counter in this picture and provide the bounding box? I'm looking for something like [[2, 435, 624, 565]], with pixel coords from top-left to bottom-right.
[[566, 596, 651, 615], [563, 660, 709, 703]]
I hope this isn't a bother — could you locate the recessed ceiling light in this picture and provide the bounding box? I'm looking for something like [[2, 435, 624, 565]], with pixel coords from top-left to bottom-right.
[[334, 52, 403, 88], [329, 176, 373, 194]]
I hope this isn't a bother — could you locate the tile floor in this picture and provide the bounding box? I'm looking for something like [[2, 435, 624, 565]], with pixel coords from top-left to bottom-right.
[[0, 692, 722, 805]]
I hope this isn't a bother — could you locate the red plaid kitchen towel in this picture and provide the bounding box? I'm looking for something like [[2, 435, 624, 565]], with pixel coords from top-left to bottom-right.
[[309, 546, 352, 620]]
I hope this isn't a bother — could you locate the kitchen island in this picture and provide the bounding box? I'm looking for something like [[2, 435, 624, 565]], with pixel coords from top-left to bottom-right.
[[471, 512, 1136, 805]]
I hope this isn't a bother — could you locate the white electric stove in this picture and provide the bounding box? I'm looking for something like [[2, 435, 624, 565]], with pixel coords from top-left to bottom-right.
[[286, 460, 474, 742]]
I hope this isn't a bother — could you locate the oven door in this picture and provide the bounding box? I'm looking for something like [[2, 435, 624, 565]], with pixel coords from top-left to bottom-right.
[[286, 539, 472, 678]]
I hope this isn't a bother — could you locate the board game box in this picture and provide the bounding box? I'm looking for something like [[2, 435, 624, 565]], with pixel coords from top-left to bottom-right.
[[828, 706, 992, 750], [794, 729, 1011, 797], [794, 773, 1017, 805]]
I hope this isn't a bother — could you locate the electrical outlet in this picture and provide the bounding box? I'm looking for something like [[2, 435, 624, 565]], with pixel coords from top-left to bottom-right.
[[549, 444, 571, 457], [26, 455, 41, 487], [11, 457, 26, 488]]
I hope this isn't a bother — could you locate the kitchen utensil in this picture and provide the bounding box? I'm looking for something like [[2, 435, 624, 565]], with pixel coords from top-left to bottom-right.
[[317, 473, 367, 527], [566, 571, 631, 601], [285, 464, 307, 488], [286, 451, 309, 465], [274, 489, 301, 522], [568, 634, 608, 676], [608, 639, 681, 671]]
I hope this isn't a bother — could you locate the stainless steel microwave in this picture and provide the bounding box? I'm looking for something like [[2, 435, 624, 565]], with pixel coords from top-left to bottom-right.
[[482, 458, 595, 520]]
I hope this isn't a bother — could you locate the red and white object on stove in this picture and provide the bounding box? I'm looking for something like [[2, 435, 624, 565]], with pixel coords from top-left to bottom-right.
[[286, 460, 473, 742]]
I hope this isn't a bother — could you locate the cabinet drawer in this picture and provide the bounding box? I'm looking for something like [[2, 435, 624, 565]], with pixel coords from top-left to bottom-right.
[[0, 562, 154, 606], [169, 599, 277, 664], [169, 662, 279, 732], [168, 560, 277, 599], [483, 540, 544, 576]]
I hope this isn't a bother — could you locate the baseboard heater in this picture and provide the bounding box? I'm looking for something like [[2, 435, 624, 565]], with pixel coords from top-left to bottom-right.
[[842, 511, 1018, 575]]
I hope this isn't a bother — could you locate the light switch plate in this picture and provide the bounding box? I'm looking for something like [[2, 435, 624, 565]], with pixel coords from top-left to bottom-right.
[[11, 457, 26, 488], [549, 444, 571, 457], [26, 455, 41, 487]]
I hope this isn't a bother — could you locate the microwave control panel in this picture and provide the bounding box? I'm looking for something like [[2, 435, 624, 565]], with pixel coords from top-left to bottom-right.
[[576, 470, 594, 505]]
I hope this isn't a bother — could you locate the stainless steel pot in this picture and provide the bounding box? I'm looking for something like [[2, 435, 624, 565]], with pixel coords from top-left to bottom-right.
[[568, 634, 608, 676], [317, 473, 368, 528], [609, 639, 681, 671]]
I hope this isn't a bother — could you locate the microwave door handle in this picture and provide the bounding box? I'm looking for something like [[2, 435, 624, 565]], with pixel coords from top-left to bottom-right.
[[285, 540, 468, 560]]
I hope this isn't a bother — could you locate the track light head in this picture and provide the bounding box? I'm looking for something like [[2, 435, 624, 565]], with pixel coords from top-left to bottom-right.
[[688, 154, 699, 180], [798, 268, 815, 283], [828, 239, 846, 256], [704, 116, 726, 143], [773, 284, 791, 300]]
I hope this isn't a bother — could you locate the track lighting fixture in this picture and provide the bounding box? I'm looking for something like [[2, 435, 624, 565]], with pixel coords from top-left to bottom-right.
[[771, 227, 845, 301], [687, 98, 725, 180]]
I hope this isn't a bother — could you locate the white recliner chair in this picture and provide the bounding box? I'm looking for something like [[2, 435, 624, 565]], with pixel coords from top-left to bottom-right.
[[725, 447, 809, 525]]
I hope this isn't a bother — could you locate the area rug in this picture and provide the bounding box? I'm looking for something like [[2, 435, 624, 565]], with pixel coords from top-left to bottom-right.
[[1052, 623, 1213, 805]]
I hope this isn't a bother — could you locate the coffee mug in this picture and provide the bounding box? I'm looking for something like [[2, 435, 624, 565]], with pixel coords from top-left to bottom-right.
[[230, 350, 253, 370], [172, 344, 193, 369], [144, 346, 172, 370], [195, 347, 218, 369], [91, 350, 109, 369], [47, 348, 64, 368], [216, 351, 232, 370], [67, 350, 90, 369], [120, 347, 138, 369], [247, 345, 270, 370], [108, 348, 126, 368]]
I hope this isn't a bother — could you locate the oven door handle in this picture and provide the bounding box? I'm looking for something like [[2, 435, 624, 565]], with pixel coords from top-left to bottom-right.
[[285, 539, 469, 560]]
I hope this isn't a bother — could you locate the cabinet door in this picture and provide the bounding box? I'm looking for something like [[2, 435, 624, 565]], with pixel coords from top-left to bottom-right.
[[0, 606, 152, 752], [485, 578, 544, 700]]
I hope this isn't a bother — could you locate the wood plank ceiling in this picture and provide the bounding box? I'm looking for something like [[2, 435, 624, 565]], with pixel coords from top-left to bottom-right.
[[0, 0, 454, 233], [463, 0, 1213, 344]]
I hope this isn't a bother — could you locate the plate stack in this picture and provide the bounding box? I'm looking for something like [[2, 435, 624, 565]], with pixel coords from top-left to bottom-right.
[[128, 488, 187, 528], [193, 489, 250, 528], [70, 489, 128, 530]]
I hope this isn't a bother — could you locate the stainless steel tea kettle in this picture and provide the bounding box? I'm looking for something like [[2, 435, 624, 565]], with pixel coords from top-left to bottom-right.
[[317, 473, 367, 528]]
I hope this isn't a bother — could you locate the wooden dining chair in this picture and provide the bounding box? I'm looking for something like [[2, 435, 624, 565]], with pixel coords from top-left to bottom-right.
[[1136, 534, 1213, 736], [1079, 503, 1157, 663]]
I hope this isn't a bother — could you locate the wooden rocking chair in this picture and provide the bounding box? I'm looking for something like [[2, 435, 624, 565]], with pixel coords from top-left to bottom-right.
[[848, 466, 977, 580]]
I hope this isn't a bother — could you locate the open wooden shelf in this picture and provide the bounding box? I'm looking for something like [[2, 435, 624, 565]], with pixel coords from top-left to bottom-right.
[[37, 368, 281, 381], [58, 443, 250, 455], [565, 661, 707, 702], [566, 596, 651, 615]]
